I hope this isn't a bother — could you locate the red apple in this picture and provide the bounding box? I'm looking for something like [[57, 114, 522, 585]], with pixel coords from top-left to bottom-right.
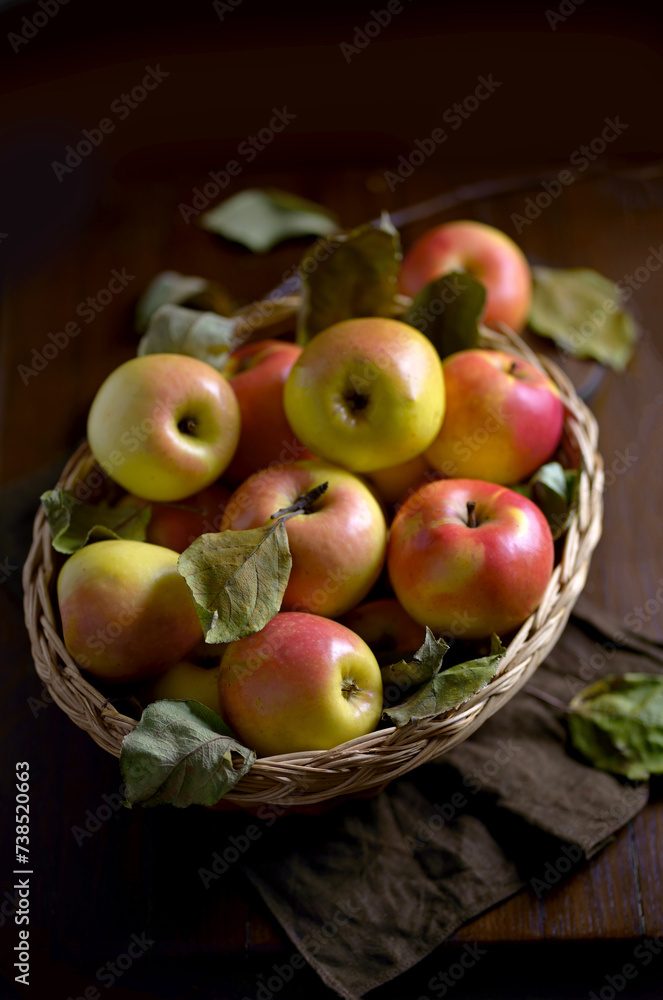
[[224, 338, 312, 484], [218, 611, 383, 756], [221, 460, 387, 618], [144, 484, 231, 553], [425, 349, 564, 485], [399, 220, 532, 332], [339, 599, 425, 657], [387, 478, 554, 640]]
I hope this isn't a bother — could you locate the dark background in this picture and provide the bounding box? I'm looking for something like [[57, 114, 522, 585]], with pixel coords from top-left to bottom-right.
[[1, 2, 663, 998]]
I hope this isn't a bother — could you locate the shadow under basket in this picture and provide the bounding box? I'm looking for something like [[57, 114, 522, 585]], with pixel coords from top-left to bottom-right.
[[22, 319, 604, 808]]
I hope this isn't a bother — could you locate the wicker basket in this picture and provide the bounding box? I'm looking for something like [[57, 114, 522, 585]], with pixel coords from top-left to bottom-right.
[[22, 308, 604, 807]]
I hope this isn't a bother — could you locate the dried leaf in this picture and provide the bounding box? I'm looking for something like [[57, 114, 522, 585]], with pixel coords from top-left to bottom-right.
[[384, 636, 506, 727], [404, 271, 486, 359], [138, 304, 238, 372], [200, 188, 339, 253], [41, 486, 150, 554], [134, 271, 233, 333], [529, 267, 637, 370], [381, 627, 449, 688], [297, 214, 402, 345], [177, 523, 292, 644], [568, 673, 663, 780], [120, 700, 255, 807]]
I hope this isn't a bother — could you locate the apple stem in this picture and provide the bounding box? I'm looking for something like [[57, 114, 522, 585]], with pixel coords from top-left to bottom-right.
[[466, 500, 477, 528], [270, 481, 329, 521]]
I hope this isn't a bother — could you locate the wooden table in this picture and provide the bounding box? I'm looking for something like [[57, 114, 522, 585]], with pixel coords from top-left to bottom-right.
[[2, 4, 663, 997]]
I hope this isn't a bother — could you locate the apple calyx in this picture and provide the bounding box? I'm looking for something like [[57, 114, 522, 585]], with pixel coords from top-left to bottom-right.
[[466, 500, 477, 528], [177, 416, 198, 436], [270, 481, 329, 522], [344, 388, 370, 413], [341, 677, 362, 700]]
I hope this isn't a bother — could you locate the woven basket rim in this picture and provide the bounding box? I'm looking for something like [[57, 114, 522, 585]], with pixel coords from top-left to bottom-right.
[[22, 316, 604, 806]]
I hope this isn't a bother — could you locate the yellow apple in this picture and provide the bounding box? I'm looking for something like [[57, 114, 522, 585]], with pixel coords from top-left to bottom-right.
[[283, 318, 445, 472], [57, 539, 202, 682], [87, 353, 240, 502], [143, 659, 223, 716]]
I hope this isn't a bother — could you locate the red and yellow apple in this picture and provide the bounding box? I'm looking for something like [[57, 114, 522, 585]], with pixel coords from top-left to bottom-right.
[[57, 539, 203, 682], [339, 598, 425, 657], [143, 659, 223, 715], [283, 318, 445, 472], [218, 611, 383, 756], [387, 478, 554, 640], [425, 349, 564, 485], [221, 460, 387, 618], [224, 338, 312, 483], [399, 220, 532, 332], [87, 353, 240, 502]]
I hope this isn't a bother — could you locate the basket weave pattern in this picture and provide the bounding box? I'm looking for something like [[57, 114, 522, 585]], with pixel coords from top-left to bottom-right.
[[23, 319, 604, 806]]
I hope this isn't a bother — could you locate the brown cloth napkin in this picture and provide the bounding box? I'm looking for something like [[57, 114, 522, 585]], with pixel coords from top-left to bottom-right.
[[240, 598, 663, 1000]]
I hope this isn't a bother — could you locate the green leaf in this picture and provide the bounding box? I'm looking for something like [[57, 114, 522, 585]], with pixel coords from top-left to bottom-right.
[[200, 188, 339, 253], [568, 673, 663, 780], [513, 461, 580, 540], [134, 271, 233, 333], [529, 267, 637, 370], [297, 213, 402, 345], [404, 271, 486, 359], [120, 700, 255, 807], [381, 627, 450, 688], [177, 523, 292, 644], [138, 304, 238, 373], [384, 635, 506, 727], [40, 487, 151, 554]]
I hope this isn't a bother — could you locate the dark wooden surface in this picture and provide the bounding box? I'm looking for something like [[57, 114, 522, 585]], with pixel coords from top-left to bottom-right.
[[2, 4, 663, 998]]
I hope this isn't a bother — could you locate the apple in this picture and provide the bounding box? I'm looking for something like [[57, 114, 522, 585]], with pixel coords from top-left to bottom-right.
[[125, 484, 231, 553], [387, 478, 554, 640], [218, 611, 383, 756], [57, 539, 203, 682], [283, 317, 445, 473], [224, 338, 312, 484], [221, 460, 387, 618], [399, 220, 532, 332], [142, 659, 223, 715], [365, 453, 432, 506], [339, 598, 425, 657], [87, 353, 240, 502], [425, 349, 565, 485]]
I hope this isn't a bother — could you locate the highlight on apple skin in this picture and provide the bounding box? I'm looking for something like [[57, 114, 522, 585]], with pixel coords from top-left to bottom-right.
[[57, 539, 203, 682], [87, 353, 241, 503], [218, 612, 383, 757], [387, 478, 555, 641], [283, 317, 445, 473], [399, 219, 533, 332], [425, 349, 565, 485], [221, 459, 388, 618]]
